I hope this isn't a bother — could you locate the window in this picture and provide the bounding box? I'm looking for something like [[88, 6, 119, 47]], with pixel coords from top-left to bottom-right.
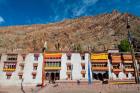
[[21, 66, 24, 70], [81, 63, 85, 70], [46, 62, 61, 67], [3, 62, 17, 72], [82, 74, 85, 78], [33, 75, 36, 79], [125, 64, 133, 69], [126, 74, 128, 77], [67, 65, 72, 70], [116, 74, 118, 78], [92, 63, 107, 68], [19, 63, 24, 70], [22, 54, 26, 61], [81, 55, 85, 60], [67, 74, 70, 80], [82, 65, 85, 70], [19, 75, 23, 79], [34, 54, 39, 61], [18, 72, 23, 79], [113, 64, 119, 69], [7, 75, 11, 79], [32, 72, 36, 79], [34, 56, 38, 61], [59, 62, 61, 67], [6, 72, 12, 79], [7, 54, 18, 61], [33, 63, 38, 70], [33, 66, 37, 70], [67, 56, 71, 60]]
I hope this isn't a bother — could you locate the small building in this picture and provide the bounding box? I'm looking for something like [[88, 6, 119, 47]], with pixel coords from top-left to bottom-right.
[[43, 51, 91, 83], [109, 52, 135, 80], [43, 52, 62, 82], [90, 53, 109, 81], [109, 53, 123, 80], [122, 53, 135, 79], [61, 52, 91, 81], [0, 53, 43, 86]]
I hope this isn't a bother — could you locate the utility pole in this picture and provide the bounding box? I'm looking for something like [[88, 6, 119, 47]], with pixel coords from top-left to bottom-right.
[[126, 15, 140, 84]]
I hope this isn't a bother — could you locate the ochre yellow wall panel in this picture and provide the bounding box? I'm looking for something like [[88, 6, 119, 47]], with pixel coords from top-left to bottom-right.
[[91, 53, 108, 60]]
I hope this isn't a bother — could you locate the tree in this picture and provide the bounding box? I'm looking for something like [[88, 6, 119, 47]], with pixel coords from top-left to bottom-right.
[[118, 39, 131, 52]]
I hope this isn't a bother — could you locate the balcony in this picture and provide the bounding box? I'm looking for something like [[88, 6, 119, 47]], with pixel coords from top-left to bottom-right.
[[111, 60, 121, 63], [91, 53, 108, 60], [66, 62, 71, 66], [112, 68, 121, 72], [19, 63, 25, 66], [81, 63, 85, 66], [44, 53, 62, 59], [45, 59, 61, 62], [81, 70, 86, 74], [92, 67, 108, 71], [3, 68, 16, 72], [91, 59, 108, 63], [123, 60, 133, 63], [66, 70, 71, 74], [124, 68, 134, 72], [111, 55, 121, 59], [44, 67, 61, 70], [32, 71, 37, 75], [6, 72, 12, 75], [18, 71, 23, 76], [122, 55, 132, 60], [33, 63, 38, 66]]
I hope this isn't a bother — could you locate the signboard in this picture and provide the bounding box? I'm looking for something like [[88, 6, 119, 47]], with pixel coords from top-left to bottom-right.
[[91, 53, 108, 60]]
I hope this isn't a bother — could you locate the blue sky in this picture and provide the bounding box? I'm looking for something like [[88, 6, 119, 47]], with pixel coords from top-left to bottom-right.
[[0, 0, 140, 26]]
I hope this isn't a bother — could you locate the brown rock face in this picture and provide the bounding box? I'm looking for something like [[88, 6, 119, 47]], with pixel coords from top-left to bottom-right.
[[0, 11, 140, 53]]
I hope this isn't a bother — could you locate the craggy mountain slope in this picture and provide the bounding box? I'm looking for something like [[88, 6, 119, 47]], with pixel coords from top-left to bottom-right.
[[0, 11, 140, 53]]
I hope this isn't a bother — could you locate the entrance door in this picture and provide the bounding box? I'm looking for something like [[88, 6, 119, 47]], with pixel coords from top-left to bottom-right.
[[50, 73, 55, 81], [56, 73, 60, 80], [98, 73, 103, 81]]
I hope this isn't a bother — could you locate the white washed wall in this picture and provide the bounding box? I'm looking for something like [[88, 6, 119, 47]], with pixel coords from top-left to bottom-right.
[[60, 53, 92, 80], [0, 53, 43, 86], [0, 54, 23, 86], [23, 53, 43, 86]]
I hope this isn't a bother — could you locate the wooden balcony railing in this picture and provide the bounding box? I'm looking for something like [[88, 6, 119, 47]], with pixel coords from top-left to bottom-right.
[[91, 59, 108, 63], [111, 60, 121, 63], [3, 68, 16, 72], [123, 60, 133, 63], [124, 68, 134, 72], [44, 67, 61, 70], [112, 68, 121, 72], [92, 67, 108, 71]]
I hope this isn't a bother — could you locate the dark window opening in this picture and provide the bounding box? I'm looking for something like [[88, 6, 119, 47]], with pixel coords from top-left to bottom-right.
[[67, 56, 71, 60], [81, 55, 85, 60], [82, 74, 85, 78], [7, 75, 11, 79], [19, 75, 23, 79]]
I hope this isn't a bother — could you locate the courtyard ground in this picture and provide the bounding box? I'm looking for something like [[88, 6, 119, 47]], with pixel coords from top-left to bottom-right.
[[0, 83, 140, 93]]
